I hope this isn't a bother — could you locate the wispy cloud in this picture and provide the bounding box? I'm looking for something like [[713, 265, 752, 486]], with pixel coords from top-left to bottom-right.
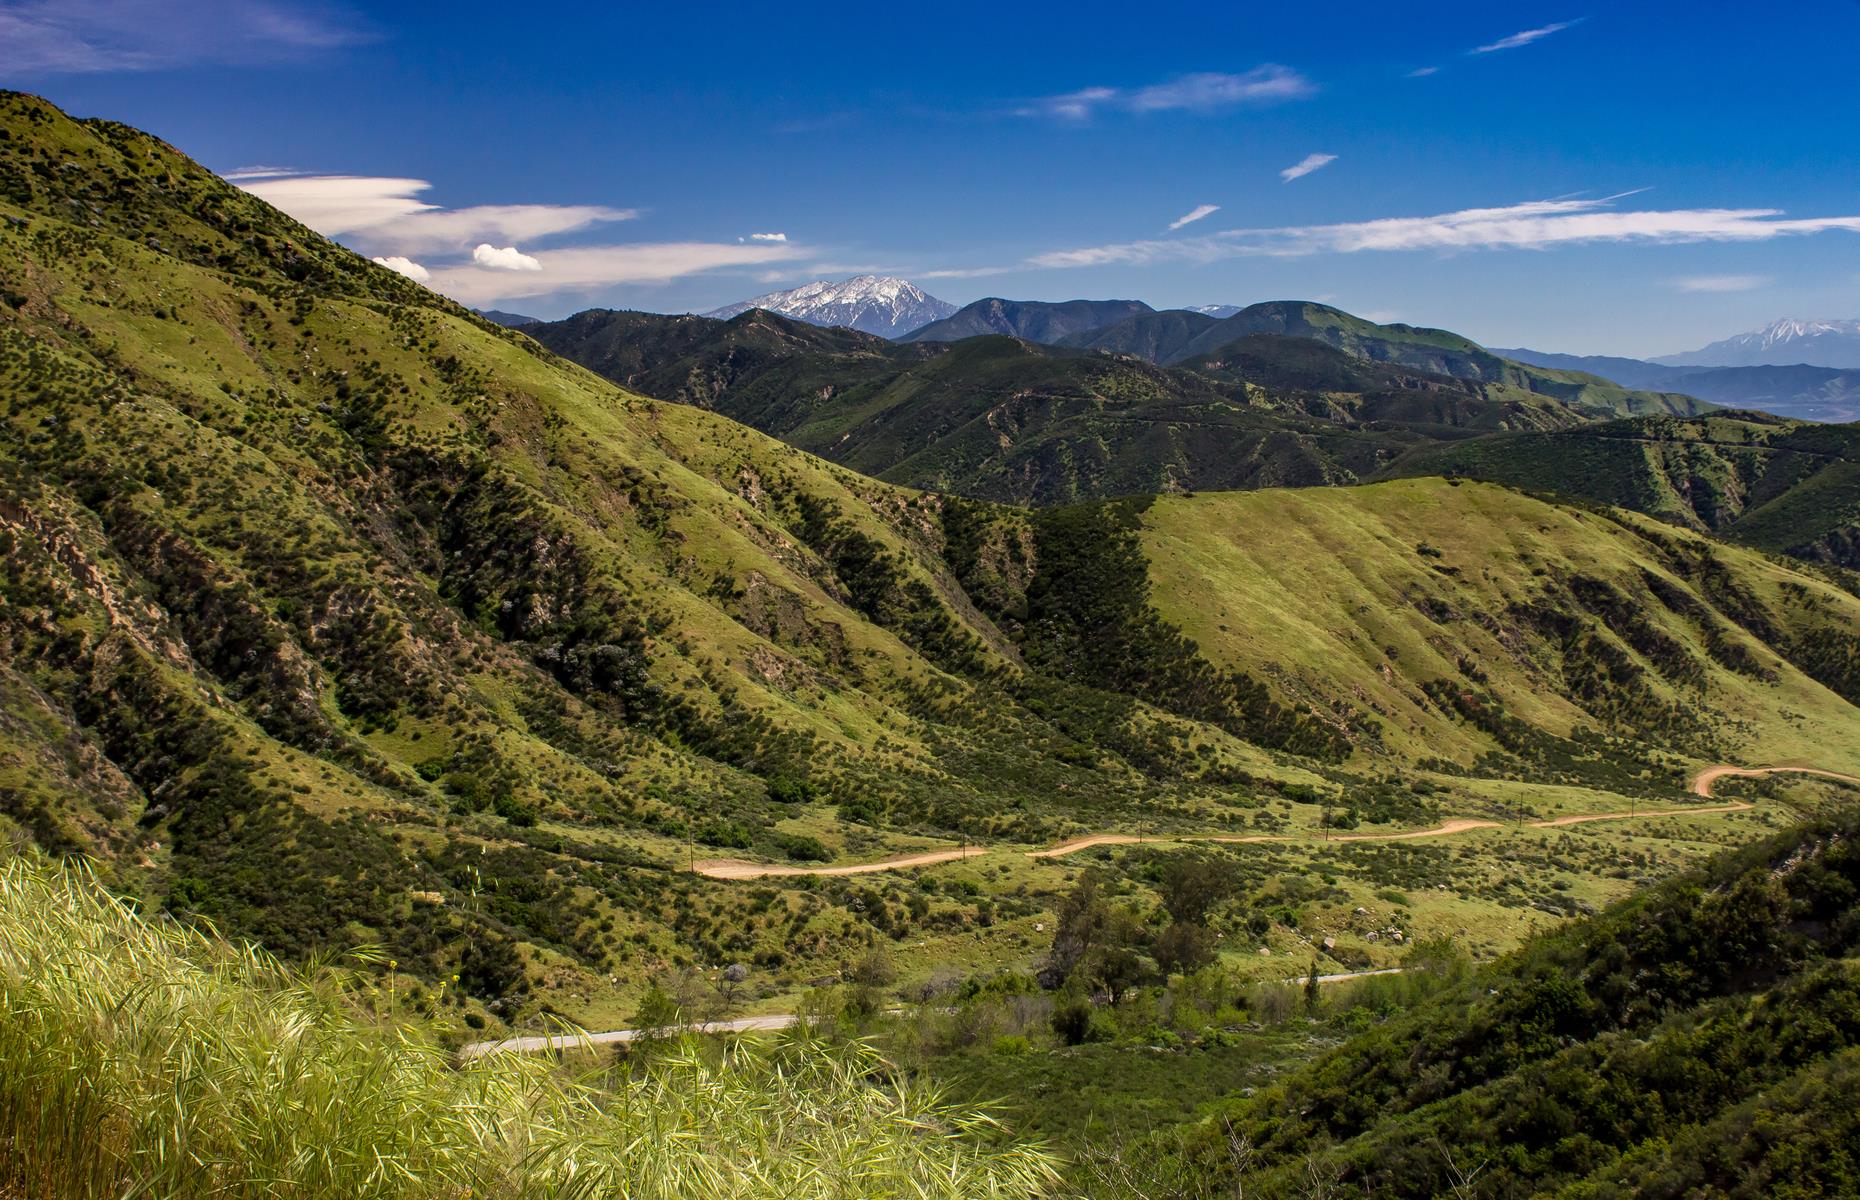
[[748, 232, 788, 242], [1406, 66, 1439, 78], [1670, 274, 1771, 294], [471, 244, 541, 272], [1168, 204, 1221, 231], [1471, 19, 1583, 54], [233, 174, 636, 254], [0, 0, 369, 73], [1009, 196, 1860, 272], [1017, 66, 1315, 121], [237, 169, 795, 306], [1280, 153, 1338, 182], [425, 242, 806, 306]]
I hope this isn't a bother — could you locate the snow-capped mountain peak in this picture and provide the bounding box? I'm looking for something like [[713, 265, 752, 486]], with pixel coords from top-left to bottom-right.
[[1744, 318, 1860, 349], [702, 276, 956, 338], [1656, 317, 1860, 369]]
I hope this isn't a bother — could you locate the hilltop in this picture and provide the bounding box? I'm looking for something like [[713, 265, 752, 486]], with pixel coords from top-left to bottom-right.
[[1383, 410, 1860, 568]]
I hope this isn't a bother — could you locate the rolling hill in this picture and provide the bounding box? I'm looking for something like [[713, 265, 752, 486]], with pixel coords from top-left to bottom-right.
[[904, 297, 1155, 344], [1381, 411, 1860, 568], [1074, 301, 1710, 420], [7, 90, 1860, 1046], [530, 309, 1652, 507]]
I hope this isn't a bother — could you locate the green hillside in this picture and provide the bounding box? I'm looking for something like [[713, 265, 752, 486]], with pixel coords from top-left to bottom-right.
[[1382, 411, 1860, 568], [1102, 802, 1860, 1199], [1185, 302, 1712, 418], [903, 297, 1155, 344], [6, 89, 1860, 1048], [1053, 307, 1221, 361], [534, 311, 1617, 506]]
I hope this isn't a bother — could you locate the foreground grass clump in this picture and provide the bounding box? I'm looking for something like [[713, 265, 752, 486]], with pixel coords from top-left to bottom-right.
[[0, 859, 1058, 1200]]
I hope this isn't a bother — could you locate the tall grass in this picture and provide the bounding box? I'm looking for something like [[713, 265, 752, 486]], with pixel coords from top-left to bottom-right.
[[0, 858, 1058, 1199]]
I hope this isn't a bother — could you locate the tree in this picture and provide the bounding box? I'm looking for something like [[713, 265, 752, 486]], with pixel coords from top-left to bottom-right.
[[632, 982, 682, 1038], [1304, 960, 1322, 1015], [846, 949, 896, 1019], [1039, 870, 1112, 988], [706, 961, 750, 1026], [1153, 921, 1216, 976], [1158, 853, 1237, 926]]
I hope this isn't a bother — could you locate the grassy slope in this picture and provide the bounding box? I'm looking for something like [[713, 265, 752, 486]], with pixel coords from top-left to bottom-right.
[[1381, 412, 1860, 568], [0, 856, 1058, 1200], [534, 312, 1614, 508], [1139, 481, 1860, 777], [6, 92, 1860, 1036], [1162, 301, 1709, 419]]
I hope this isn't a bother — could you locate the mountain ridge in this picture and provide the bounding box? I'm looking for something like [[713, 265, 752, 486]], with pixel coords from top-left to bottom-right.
[[702, 275, 954, 337], [1497, 346, 1860, 422], [903, 297, 1155, 344], [1654, 317, 1860, 369]]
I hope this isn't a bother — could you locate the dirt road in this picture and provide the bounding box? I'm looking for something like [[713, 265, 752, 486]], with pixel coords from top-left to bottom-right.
[[694, 799, 1765, 879], [692, 847, 977, 879], [1690, 764, 1860, 798], [460, 969, 1403, 1057], [461, 1013, 799, 1058]]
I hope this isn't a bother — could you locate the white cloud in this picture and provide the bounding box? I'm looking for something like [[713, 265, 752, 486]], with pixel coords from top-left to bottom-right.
[[1406, 66, 1440, 78], [471, 243, 542, 271], [234, 174, 636, 254], [370, 255, 429, 283], [748, 232, 788, 242], [1472, 19, 1583, 54], [1280, 153, 1338, 182], [0, 0, 367, 73], [1670, 274, 1771, 294], [1168, 204, 1220, 232], [424, 242, 807, 306], [1015, 196, 1860, 271], [1018, 66, 1314, 120]]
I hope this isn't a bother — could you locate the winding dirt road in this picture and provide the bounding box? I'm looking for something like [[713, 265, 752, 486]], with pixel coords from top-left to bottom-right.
[[1689, 765, 1860, 798], [688, 765, 1841, 880], [687, 765, 1860, 881]]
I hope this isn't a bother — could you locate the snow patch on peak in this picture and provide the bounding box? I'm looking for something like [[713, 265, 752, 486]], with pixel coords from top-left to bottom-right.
[[702, 276, 955, 337], [1657, 316, 1860, 369]]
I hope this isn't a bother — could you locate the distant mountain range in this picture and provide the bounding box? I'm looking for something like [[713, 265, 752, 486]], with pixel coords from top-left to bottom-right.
[[475, 308, 542, 328], [528, 298, 1709, 511], [1496, 344, 1860, 423], [1654, 318, 1860, 369], [701, 275, 954, 337]]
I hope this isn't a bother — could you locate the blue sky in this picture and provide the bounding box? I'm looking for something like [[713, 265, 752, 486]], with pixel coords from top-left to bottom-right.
[[4, 0, 1858, 355]]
